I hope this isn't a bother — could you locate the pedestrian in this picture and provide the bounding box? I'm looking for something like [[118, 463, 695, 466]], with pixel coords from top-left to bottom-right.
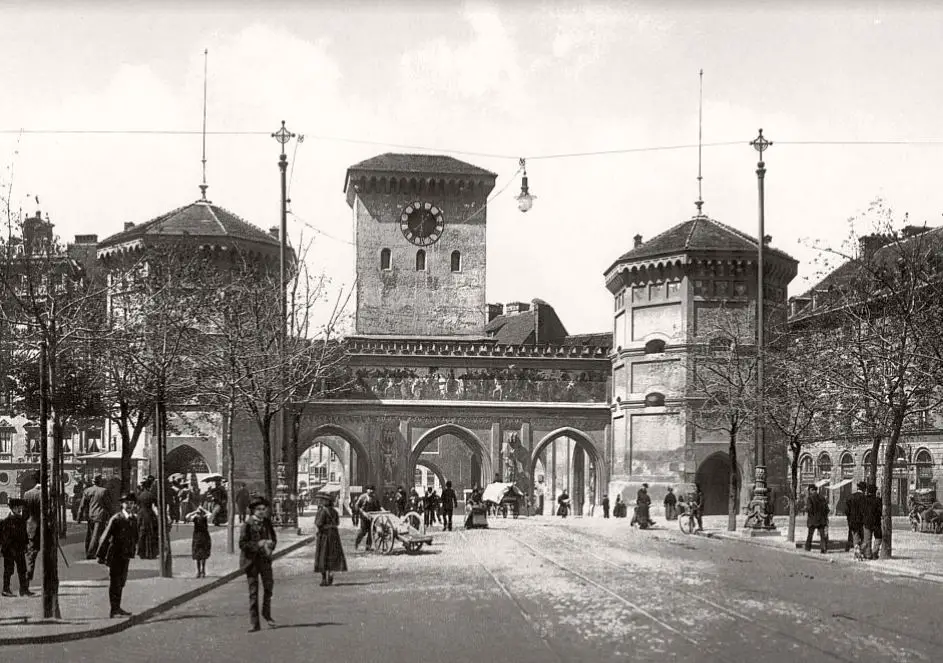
[[613, 495, 627, 518], [664, 487, 678, 521], [205, 477, 228, 526], [135, 477, 160, 559], [693, 484, 704, 531], [96, 492, 139, 618], [79, 475, 114, 560], [394, 486, 407, 518], [239, 496, 277, 632], [235, 483, 251, 524], [845, 481, 867, 557], [556, 490, 571, 518], [601, 494, 610, 518], [862, 483, 882, 560], [631, 484, 653, 528], [22, 472, 41, 583], [349, 494, 360, 526], [440, 480, 457, 531], [354, 485, 380, 550], [186, 505, 212, 578], [71, 476, 86, 523], [313, 492, 347, 587], [804, 485, 829, 554], [1, 498, 33, 597]]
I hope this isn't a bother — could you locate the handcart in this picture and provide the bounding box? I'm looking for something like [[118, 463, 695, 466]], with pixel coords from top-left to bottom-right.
[[482, 482, 525, 519], [360, 509, 433, 554]]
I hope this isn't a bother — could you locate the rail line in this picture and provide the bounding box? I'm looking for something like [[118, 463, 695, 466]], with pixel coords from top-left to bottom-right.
[[502, 528, 861, 663]]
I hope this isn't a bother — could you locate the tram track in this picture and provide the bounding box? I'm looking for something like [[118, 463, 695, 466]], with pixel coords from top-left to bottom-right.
[[501, 526, 897, 663]]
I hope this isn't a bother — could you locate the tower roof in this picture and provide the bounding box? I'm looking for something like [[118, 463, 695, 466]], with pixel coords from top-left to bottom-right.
[[344, 153, 496, 192], [98, 200, 279, 252], [606, 215, 795, 273]]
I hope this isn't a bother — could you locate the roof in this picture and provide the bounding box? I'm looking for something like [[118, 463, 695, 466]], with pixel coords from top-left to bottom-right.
[[346, 153, 497, 179], [484, 300, 569, 345], [98, 200, 279, 250], [609, 215, 795, 270]]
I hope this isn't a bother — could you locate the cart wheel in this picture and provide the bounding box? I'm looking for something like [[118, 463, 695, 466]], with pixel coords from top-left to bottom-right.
[[372, 514, 396, 554], [404, 541, 422, 554]]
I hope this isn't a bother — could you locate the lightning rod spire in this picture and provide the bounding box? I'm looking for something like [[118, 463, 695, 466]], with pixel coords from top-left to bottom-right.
[[199, 48, 209, 201], [695, 69, 705, 216]]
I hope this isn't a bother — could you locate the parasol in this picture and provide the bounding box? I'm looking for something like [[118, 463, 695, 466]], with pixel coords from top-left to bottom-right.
[[201, 473, 224, 483]]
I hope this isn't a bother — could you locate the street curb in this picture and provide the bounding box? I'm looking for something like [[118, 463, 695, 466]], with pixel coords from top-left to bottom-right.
[[0, 534, 316, 646], [702, 530, 943, 583]]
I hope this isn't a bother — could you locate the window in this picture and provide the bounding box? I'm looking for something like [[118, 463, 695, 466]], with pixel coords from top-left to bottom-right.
[[863, 450, 873, 479], [380, 248, 392, 271], [644, 339, 665, 354], [0, 430, 12, 457], [416, 249, 426, 271], [414, 467, 424, 488], [817, 453, 832, 480], [644, 392, 665, 407], [451, 250, 461, 272], [840, 452, 855, 479], [799, 454, 815, 487], [915, 449, 934, 489]]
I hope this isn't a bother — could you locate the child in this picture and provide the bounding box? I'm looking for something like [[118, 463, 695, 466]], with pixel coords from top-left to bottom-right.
[[186, 505, 212, 578]]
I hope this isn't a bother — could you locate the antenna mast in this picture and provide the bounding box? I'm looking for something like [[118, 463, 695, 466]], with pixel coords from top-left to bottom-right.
[[199, 48, 209, 201], [696, 68, 704, 216]]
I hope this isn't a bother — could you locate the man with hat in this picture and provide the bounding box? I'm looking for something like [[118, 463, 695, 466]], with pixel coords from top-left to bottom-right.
[[97, 492, 139, 618], [79, 475, 114, 559], [22, 471, 42, 584], [239, 496, 277, 632], [354, 485, 380, 550], [0, 498, 32, 597], [845, 481, 867, 558]]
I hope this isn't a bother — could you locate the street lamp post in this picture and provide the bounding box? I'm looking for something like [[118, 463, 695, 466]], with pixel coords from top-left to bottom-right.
[[748, 128, 775, 530], [272, 121, 297, 528]]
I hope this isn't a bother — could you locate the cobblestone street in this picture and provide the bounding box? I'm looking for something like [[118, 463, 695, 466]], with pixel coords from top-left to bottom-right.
[[5, 517, 940, 662]]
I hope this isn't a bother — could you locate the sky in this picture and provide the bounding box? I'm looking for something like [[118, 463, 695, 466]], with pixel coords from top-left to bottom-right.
[[2, 1, 942, 335]]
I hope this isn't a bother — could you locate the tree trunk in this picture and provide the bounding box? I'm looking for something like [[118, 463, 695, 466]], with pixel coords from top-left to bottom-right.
[[867, 435, 881, 485], [880, 426, 903, 559], [728, 429, 738, 532], [226, 389, 236, 555], [787, 440, 800, 542], [120, 443, 133, 495], [261, 420, 273, 501]]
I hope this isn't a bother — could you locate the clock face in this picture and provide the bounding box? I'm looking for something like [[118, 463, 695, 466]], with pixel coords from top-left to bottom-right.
[[400, 201, 445, 246]]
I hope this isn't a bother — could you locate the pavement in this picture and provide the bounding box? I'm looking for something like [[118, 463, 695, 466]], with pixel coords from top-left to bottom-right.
[[0, 514, 941, 662], [0, 515, 315, 645]]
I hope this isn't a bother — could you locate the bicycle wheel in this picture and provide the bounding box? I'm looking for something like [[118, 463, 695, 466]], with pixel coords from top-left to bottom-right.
[[679, 513, 695, 534]]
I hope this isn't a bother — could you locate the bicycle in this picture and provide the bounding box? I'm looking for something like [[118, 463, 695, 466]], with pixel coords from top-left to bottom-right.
[[678, 502, 699, 535]]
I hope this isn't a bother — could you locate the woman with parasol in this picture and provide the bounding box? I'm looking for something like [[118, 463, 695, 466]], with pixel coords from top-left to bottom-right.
[[312, 491, 347, 586], [202, 474, 228, 526]]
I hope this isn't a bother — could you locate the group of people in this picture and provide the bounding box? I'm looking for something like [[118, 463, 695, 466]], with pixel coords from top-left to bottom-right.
[[806, 481, 884, 558], [589, 484, 705, 531], [391, 482, 459, 531]]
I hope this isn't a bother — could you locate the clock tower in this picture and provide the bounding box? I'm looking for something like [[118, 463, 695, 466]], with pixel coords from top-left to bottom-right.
[[345, 154, 496, 337]]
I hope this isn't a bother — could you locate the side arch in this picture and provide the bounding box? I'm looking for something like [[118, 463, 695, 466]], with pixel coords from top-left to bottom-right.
[[531, 427, 606, 507], [416, 458, 447, 488], [165, 444, 210, 477], [695, 451, 743, 516], [409, 423, 492, 486], [298, 423, 374, 489]]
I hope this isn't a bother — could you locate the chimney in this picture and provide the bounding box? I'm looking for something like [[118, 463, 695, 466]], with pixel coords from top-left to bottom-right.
[[74, 234, 98, 245], [505, 301, 531, 315], [901, 224, 930, 239], [269, 226, 279, 238], [487, 303, 504, 322], [124, 222, 135, 231], [858, 233, 892, 259], [633, 234, 643, 248]]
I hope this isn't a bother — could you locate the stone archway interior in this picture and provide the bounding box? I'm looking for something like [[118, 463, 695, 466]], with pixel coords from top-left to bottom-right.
[[531, 432, 602, 516], [695, 453, 740, 516], [165, 445, 210, 478]]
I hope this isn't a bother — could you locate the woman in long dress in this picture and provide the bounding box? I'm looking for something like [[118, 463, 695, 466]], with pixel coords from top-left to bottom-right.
[[313, 492, 347, 586], [187, 506, 212, 578], [136, 477, 160, 559]]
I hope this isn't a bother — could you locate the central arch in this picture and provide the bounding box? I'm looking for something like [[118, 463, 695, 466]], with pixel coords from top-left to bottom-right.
[[165, 444, 210, 477], [408, 423, 493, 489], [531, 427, 605, 516]]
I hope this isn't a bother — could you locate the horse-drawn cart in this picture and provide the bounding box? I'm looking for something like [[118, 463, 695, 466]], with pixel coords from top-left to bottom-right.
[[909, 489, 943, 534], [360, 509, 433, 554]]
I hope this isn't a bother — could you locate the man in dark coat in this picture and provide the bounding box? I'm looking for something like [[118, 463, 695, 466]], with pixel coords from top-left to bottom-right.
[[235, 483, 251, 524], [79, 475, 114, 559], [861, 483, 882, 560], [394, 486, 407, 518], [601, 495, 610, 519], [804, 485, 830, 553], [440, 480, 457, 531], [354, 485, 380, 549], [97, 493, 139, 618], [845, 481, 867, 555], [239, 496, 277, 632], [22, 474, 42, 583], [1, 498, 33, 596]]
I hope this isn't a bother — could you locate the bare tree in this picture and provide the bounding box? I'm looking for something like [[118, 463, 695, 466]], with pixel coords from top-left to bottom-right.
[[688, 302, 758, 532], [796, 200, 943, 558]]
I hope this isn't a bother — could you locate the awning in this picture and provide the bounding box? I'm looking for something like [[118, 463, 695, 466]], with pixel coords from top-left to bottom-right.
[[815, 479, 830, 488], [829, 478, 853, 489], [76, 448, 146, 461], [313, 483, 343, 494]]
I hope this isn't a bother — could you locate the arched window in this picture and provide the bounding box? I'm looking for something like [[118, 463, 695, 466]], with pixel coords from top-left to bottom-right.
[[799, 454, 814, 488], [380, 248, 391, 271], [451, 250, 461, 272], [644, 392, 665, 407], [817, 452, 832, 480], [863, 450, 873, 480], [915, 449, 934, 489], [644, 339, 665, 354], [415, 249, 426, 271], [839, 451, 855, 479]]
